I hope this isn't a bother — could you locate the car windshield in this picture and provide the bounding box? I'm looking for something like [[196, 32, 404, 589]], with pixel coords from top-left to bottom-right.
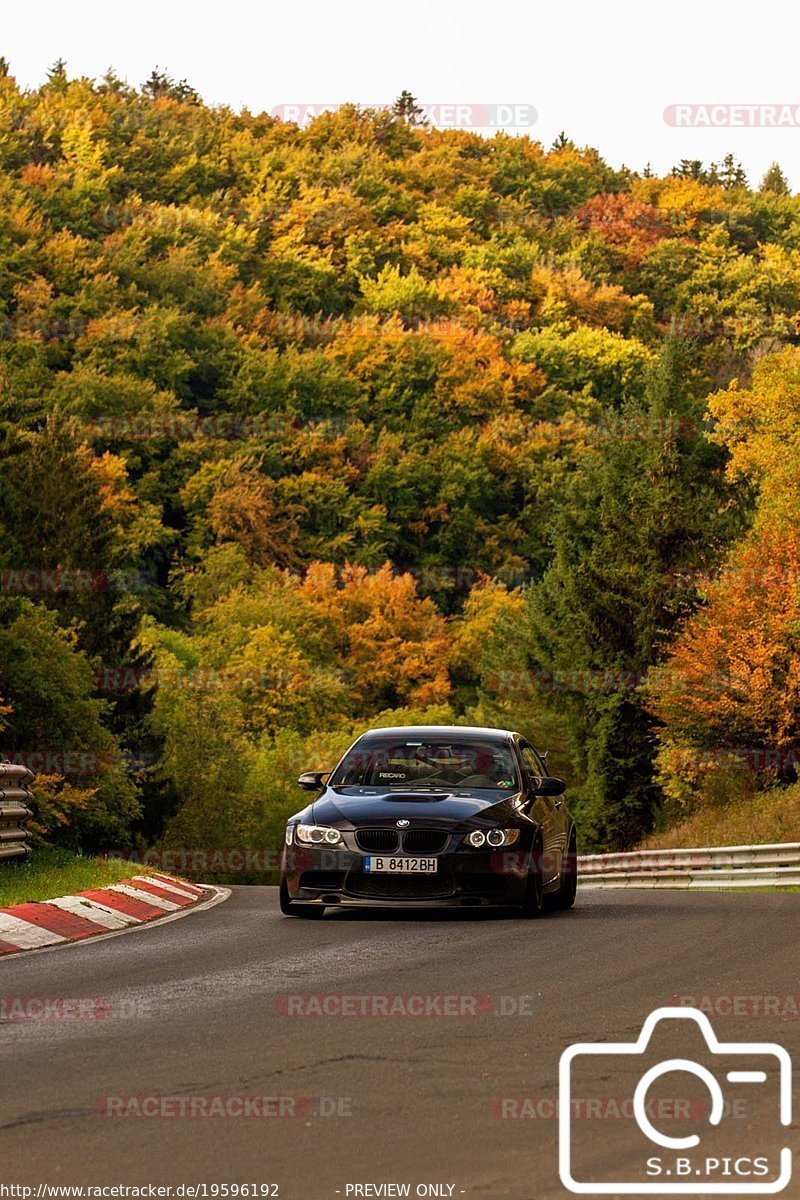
[[330, 738, 519, 790]]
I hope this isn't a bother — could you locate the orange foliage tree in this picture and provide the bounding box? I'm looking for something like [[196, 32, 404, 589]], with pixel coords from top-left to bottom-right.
[[573, 193, 673, 263], [298, 562, 452, 712], [646, 526, 800, 801], [707, 347, 800, 525]]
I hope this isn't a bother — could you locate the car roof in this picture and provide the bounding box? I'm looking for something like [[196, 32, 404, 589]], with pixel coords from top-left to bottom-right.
[[357, 725, 518, 743]]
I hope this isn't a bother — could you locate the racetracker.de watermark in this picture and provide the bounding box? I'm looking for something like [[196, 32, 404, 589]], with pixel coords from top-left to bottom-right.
[[0, 568, 156, 595], [493, 1096, 750, 1120], [97, 1095, 352, 1118], [271, 102, 537, 129], [276, 993, 533, 1017], [672, 994, 800, 1019], [664, 103, 800, 127], [0, 997, 151, 1021]]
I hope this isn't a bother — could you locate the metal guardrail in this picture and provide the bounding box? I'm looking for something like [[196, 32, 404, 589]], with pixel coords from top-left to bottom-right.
[[0, 763, 34, 863], [578, 842, 800, 889]]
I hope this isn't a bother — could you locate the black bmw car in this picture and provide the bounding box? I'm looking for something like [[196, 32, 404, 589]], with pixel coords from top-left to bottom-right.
[[279, 725, 576, 917]]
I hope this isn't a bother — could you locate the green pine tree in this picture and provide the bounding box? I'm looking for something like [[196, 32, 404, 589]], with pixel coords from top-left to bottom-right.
[[522, 338, 738, 849], [142, 68, 198, 103], [392, 90, 424, 125], [715, 153, 748, 190], [671, 159, 705, 180], [759, 162, 790, 195], [46, 58, 68, 86]]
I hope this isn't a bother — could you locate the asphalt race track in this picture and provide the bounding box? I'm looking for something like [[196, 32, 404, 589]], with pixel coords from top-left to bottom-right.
[[1, 888, 798, 1199]]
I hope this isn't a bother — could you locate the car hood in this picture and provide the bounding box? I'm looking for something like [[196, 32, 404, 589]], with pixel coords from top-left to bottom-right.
[[310, 787, 524, 827]]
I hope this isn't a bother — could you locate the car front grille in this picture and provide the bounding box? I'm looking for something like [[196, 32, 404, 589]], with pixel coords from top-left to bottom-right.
[[345, 872, 455, 900], [401, 829, 449, 855], [355, 828, 399, 853]]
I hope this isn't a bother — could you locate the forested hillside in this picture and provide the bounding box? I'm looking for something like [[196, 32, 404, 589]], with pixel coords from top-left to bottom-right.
[[1, 61, 799, 855]]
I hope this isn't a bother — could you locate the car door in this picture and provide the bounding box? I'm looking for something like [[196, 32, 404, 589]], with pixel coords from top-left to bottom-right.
[[519, 743, 563, 885]]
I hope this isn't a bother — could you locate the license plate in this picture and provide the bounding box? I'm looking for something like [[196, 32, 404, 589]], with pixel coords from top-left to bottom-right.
[[364, 857, 438, 874]]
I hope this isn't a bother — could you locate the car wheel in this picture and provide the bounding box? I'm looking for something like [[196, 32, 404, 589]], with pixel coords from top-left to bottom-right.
[[518, 839, 544, 918], [551, 830, 577, 911], [279, 879, 326, 918]]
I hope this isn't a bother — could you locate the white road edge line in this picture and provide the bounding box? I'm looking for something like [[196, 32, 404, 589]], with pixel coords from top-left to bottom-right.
[[0, 885, 231, 961]]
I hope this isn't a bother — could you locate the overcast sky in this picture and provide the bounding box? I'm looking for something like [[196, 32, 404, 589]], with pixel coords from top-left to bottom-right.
[[4, 0, 800, 188]]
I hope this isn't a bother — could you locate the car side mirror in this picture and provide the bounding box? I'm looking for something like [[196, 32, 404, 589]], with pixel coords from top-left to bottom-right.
[[297, 770, 330, 792], [534, 775, 565, 797]]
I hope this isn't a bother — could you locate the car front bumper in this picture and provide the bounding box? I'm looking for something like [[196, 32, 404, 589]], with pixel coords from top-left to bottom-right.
[[280, 844, 532, 907]]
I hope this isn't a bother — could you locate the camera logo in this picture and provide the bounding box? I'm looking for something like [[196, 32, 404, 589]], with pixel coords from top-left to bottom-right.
[[559, 1006, 792, 1194]]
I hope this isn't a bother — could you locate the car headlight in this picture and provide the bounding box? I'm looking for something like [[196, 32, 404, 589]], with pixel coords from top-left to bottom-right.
[[295, 824, 343, 846], [467, 828, 520, 848]]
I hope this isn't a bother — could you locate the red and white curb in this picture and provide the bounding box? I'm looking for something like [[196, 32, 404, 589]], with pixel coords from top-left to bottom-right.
[[0, 872, 227, 957]]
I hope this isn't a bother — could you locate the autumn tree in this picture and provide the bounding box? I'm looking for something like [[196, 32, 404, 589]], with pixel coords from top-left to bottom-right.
[[297, 562, 452, 712], [646, 344, 800, 808], [646, 526, 800, 803], [707, 347, 800, 524]]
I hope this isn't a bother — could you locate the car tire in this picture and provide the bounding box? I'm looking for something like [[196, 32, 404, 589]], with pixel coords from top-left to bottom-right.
[[551, 830, 578, 911], [279, 879, 326, 918], [518, 839, 544, 918]]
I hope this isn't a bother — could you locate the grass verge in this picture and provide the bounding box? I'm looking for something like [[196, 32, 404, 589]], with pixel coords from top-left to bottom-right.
[[0, 847, 145, 908], [641, 782, 800, 850]]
